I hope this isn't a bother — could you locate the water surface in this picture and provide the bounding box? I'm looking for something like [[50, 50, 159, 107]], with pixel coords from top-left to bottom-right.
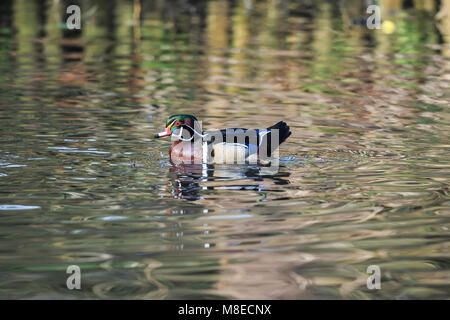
[[0, 0, 449, 299]]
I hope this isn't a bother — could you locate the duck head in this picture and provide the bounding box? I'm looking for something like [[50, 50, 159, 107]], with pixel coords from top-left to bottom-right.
[[154, 114, 199, 140]]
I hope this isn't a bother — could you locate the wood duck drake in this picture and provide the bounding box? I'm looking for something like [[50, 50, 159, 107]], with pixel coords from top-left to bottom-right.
[[155, 114, 291, 165]]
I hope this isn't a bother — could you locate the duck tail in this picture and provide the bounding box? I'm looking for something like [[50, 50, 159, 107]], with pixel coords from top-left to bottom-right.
[[267, 121, 291, 146], [259, 121, 291, 157]]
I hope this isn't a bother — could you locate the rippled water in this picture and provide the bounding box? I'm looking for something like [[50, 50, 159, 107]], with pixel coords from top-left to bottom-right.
[[0, 0, 449, 299]]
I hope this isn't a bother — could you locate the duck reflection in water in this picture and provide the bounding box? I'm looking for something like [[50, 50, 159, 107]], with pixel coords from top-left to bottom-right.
[[166, 162, 290, 201], [166, 163, 205, 201]]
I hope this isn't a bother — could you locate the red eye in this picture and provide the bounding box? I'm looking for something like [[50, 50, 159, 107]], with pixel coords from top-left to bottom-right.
[[174, 121, 181, 127]]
